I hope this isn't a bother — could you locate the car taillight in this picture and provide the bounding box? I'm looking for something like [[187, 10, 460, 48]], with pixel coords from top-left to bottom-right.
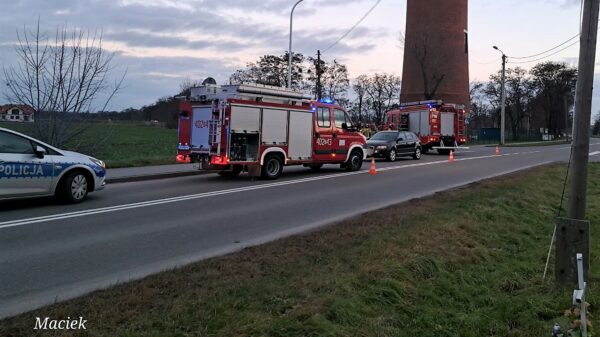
[[176, 154, 186, 162]]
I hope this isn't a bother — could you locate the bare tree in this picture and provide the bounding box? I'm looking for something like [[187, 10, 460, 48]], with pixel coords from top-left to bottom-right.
[[364, 73, 401, 125], [351, 75, 369, 123], [3, 20, 125, 148]]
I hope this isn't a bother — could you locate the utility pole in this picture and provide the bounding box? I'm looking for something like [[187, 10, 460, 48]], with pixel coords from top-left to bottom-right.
[[493, 46, 507, 145], [555, 0, 599, 286], [287, 0, 304, 89], [565, 95, 570, 142], [316, 50, 322, 100]]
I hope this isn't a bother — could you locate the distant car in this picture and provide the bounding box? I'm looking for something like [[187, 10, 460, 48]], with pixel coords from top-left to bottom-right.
[[366, 131, 422, 161], [0, 127, 106, 203]]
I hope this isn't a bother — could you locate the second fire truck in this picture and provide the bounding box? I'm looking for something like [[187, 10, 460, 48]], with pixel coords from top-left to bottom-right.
[[384, 100, 467, 154]]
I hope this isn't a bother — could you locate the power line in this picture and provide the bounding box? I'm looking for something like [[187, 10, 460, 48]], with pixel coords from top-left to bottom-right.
[[508, 39, 579, 64], [508, 33, 580, 59], [322, 0, 382, 54]]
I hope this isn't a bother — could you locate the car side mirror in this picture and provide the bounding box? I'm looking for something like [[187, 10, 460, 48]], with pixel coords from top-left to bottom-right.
[[341, 122, 348, 130], [34, 145, 46, 159], [397, 138, 404, 142]]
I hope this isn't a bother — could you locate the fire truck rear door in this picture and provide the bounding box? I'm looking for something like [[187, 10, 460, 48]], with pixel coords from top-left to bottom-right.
[[191, 106, 213, 155]]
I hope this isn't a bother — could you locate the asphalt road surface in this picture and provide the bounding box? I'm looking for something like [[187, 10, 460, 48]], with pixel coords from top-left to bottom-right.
[[1, 142, 600, 318]]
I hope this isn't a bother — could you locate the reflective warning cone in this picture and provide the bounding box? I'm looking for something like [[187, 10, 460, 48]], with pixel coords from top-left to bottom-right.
[[495, 146, 500, 156], [369, 157, 377, 175], [449, 150, 454, 163]]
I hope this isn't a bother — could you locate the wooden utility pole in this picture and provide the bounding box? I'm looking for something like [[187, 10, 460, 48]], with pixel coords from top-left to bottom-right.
[[316, 50, 322, 100], [556, 0, 600, 286]]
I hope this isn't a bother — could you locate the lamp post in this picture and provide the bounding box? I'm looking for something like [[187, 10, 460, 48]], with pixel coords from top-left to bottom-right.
[[287, 0, 304, 89], [493, 46, 507, 145]]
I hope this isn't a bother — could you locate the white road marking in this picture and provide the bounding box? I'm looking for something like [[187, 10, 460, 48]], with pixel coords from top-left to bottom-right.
[[0, 150, 549, 230], [590, 151, 600, 156]]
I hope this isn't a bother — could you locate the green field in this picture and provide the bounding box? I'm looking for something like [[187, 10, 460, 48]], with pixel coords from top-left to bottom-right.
[[0, 122, 178, 168], [1, 164, 598, 337]]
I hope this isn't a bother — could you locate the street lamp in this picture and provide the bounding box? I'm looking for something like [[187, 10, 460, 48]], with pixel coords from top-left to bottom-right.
[[493, 45, 507, 145], [287, 0, 304, 89]]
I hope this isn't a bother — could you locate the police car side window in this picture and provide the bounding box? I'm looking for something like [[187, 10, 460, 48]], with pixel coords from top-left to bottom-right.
[[0, 131, 34, 154]]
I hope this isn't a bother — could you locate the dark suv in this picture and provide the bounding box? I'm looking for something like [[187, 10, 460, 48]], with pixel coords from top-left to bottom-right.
[[366, 131, 422, 162]]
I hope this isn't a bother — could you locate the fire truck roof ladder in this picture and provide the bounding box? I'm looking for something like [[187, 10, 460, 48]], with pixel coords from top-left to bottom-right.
[[400, 100, 443, 107]]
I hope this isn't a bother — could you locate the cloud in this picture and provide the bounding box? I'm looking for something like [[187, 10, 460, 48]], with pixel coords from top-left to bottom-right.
[[0, 0, 387, 109]]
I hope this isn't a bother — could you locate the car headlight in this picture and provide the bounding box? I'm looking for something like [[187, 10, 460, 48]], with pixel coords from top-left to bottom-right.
[[90, 158, 106, 169], [376, 145, 388, 150]]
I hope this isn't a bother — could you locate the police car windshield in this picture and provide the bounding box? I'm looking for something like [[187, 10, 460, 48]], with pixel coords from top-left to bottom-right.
[[370, 132, 398, 141]]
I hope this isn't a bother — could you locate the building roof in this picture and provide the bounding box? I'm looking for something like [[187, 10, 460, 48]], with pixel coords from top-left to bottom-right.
[[0, 104, 34, 115]]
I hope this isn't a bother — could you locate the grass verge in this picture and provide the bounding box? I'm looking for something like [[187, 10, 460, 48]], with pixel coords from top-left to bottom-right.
[[0, 122, 178, 168], [1, 164, 599, 337]]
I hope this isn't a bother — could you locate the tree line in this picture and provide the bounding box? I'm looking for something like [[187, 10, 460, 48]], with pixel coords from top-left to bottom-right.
[[2, 22, 595, 148], [470, 62, 577, 140]]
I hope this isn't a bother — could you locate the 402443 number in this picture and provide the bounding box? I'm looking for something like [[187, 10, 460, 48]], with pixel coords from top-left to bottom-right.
[[316, 138, 332, 146]]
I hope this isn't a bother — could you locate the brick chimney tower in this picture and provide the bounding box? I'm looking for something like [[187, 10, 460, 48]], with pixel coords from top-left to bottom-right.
[[400, 0, 470, 111]]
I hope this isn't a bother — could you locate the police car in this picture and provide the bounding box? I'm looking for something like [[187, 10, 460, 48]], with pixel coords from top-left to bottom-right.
[[0, 127, 106, 203]]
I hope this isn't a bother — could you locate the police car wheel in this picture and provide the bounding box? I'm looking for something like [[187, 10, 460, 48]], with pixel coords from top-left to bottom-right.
[[58, 171, 89, 203]]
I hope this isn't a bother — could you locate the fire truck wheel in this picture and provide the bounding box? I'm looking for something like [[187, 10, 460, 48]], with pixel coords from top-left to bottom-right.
[[413, 147, 422, 160], [345, 150, 363, 172], [261, 154, 283, 180], [218, 165, 242, 178], [387, 149, 397, 162]]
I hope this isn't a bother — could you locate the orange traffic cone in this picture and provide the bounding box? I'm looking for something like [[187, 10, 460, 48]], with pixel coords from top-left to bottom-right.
[[449, 150, 454, 163], [369, 157, 377, 175], [495, 146, 500, 156]]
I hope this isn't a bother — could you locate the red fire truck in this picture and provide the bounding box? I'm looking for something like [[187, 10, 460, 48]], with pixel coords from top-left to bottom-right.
[[176, 82, 367, 179], [384, 100, 467, 154]]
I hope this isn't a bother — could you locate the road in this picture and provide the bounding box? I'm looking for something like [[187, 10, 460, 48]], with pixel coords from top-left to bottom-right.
[[1, 142, 600, 319]]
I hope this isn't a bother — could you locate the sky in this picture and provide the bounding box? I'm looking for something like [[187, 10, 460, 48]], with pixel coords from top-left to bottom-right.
[[0, 0, 596, 116]]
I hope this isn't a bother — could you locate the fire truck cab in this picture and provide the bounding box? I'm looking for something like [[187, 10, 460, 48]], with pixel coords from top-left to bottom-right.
[[385, 100, 467, 154], [176, 83, 366, 179]]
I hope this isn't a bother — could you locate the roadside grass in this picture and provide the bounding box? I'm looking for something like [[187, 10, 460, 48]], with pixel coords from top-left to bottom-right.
[[1, 164, 600, 337], [0, 122, 177, 168]]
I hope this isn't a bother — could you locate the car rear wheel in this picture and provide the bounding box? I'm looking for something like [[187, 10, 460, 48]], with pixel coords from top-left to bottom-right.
[[413, 147, 422, 160], [345, 150, 363, 172], [58, 171, 89, 203], [261, 154, 283, 180], [387, 149, 397, 162]]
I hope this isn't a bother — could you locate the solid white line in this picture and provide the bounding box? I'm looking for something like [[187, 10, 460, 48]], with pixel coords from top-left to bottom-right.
[[590, 151, 600, 156], [0, 150, 550, 230]]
